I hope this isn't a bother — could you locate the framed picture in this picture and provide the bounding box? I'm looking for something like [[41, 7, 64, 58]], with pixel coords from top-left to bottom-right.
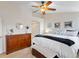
[[64, 21, 72, 28], [54, 22, 60, 28]]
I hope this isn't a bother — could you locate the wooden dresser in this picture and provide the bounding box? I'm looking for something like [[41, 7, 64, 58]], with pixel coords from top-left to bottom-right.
[[6, 33, 31, 54]]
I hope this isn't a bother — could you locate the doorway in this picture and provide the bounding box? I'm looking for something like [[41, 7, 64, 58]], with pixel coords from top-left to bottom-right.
[[32, 21, 40, 37]]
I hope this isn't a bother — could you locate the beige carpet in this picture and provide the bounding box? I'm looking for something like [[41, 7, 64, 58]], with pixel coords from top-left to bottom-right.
[[0, 47, 35, 58], [0, 47, 79, 58]]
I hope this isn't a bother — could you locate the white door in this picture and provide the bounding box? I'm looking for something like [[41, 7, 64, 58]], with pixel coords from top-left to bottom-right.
[[0, 18, 2, 36], [32, 21, 40, 37], [0, 18, 3, 54]]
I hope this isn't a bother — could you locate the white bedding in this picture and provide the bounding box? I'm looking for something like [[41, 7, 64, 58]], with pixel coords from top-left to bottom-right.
[[31, 34, 79, 58]]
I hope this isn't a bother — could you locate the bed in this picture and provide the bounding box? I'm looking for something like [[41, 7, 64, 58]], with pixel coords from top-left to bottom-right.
[[31, 29, 79, 58]]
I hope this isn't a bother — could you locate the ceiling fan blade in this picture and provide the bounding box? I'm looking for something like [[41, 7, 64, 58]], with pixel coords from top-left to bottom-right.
[[32, 6, 40, 8], [42, 11, 46, 15], [45, 1, 52, 6], [47, 8, 56, 11], [33, 10, 39, 13]]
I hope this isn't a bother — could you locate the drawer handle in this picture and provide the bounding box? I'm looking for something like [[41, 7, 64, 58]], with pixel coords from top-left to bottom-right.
[[33, 42, 35, 45]]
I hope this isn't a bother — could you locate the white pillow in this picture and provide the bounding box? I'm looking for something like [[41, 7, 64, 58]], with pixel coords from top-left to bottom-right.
[[65, 30, 78, 36], [53, 29, 66, 35]]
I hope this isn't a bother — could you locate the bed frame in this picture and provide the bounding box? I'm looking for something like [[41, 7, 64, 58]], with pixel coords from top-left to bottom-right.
[[32, 48, 46, 58], [32, 48, 58, 58]]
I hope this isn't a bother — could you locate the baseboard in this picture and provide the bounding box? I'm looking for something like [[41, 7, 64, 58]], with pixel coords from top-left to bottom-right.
[[0, 51, 4, 54]]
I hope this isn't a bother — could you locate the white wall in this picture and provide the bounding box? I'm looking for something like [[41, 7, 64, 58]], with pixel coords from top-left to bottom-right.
[[0, 18, 3, 54], [0, 2, 32, 53], [44, 12, 79, 32], [0, 18, 2, 36]]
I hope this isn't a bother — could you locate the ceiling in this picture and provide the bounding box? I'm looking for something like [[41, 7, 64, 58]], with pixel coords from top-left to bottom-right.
[[32, 1, 79, 15], [0, 1, 79, 16], [0, 1, 31, 16]]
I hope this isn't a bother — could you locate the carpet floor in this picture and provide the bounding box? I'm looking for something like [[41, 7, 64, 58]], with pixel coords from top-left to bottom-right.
[[0, 47, 35, 58]]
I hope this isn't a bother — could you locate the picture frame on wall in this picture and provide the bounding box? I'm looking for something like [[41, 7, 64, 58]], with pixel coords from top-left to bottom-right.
[[64, 21, 72, 28], [54, 22, 60, 28]]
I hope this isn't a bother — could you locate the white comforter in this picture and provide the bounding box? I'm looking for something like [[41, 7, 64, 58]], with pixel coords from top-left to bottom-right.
[[31, 34, 79, 58]]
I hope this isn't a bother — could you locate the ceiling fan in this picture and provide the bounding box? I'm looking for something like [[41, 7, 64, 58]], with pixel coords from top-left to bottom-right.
[[32, 1, 56, 15]]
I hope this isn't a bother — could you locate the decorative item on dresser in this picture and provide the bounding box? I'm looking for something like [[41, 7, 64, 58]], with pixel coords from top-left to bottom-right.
[[25, 26, 29, 33], [54, 22, 60, 28], [6, 33, 31, 54]]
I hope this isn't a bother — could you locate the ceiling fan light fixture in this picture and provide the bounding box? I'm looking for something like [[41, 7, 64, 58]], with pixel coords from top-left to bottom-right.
[[43, 5, 47, 8], [32, 1, 56, 15], [41, 9, 45, 12]]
